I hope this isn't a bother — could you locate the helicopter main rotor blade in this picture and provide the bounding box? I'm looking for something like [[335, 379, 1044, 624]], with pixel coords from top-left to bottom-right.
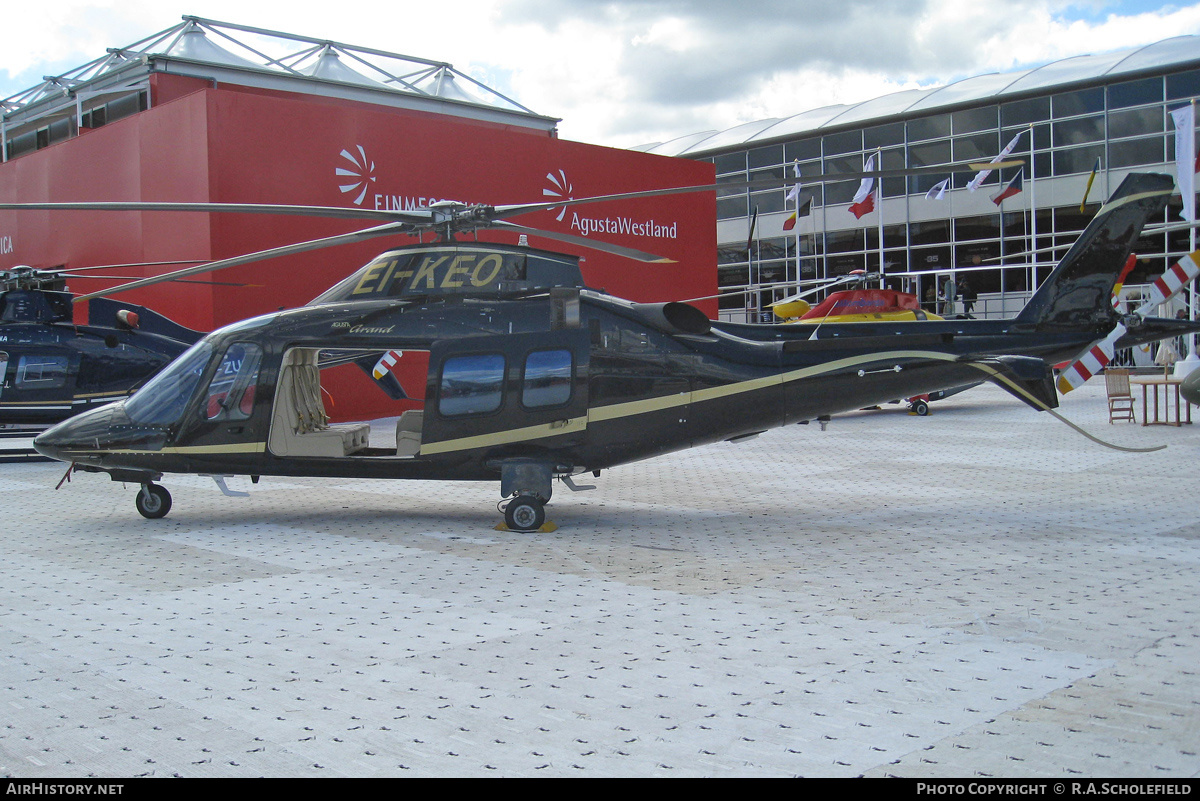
[[36, 260, 207, 274], [489, 220, 676, 263], [71, 220, 415, 302], [0, 200, 427, 224], [60, 273, 256, 287], [488, 160, 1026, 220]]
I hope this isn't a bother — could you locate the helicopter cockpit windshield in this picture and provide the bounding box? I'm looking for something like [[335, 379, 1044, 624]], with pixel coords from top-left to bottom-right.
[[124, 341, 213, 425]]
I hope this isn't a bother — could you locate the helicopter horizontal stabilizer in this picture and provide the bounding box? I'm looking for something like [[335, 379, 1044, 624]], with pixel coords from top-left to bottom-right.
[[968, 355, 1059, 411]]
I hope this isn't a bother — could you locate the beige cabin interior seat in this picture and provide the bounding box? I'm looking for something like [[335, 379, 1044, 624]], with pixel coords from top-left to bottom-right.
[[395, 410, 423, 456], [269, 349, 370, 457]]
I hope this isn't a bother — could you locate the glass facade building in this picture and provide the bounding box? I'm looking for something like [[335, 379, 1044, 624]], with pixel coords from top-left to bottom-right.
[[637, 36, 1200, 322]]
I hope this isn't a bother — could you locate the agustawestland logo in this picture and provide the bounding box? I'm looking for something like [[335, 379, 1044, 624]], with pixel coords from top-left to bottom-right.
[[543, 169, 573, 222], [549, 168, 677, 241], [334, 148, 675, 240], [337, 146, 377, 206]]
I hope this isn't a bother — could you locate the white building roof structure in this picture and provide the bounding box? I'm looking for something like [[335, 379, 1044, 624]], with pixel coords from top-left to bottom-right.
[[637, 36, 1200, 157], [1, 15, 558, 160]]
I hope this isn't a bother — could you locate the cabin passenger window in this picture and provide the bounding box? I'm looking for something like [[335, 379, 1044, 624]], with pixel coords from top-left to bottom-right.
[[16, 355, 69, 388], [522, 349, 572, 408], [204, 343, 263, 421], [439, 354, 505, 416]]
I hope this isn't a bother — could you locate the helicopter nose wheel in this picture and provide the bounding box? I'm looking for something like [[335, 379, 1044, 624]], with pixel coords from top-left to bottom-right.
[[909, 399, 930, 416], [135, 483, 172, 519], [503, 495, 546, 532]]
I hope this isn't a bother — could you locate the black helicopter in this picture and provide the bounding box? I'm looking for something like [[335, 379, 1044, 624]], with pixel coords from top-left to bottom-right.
[[23, 171, 1200, 530], [0, 265, 203, 425]]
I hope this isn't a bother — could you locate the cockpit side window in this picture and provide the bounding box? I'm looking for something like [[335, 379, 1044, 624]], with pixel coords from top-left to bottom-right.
[[204, 343, 263, 422], [125, 341, 213, 425]]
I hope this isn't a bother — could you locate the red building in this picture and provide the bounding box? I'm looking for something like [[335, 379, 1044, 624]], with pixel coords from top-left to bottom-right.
[[0, 18, 715, 419]]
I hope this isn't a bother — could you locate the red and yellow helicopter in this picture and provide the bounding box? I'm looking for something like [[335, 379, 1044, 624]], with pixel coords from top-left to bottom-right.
[[13, 171, 1200, 530], [769, 275, 943, 325]]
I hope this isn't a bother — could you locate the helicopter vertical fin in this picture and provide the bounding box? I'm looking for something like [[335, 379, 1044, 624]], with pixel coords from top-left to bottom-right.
[[1013, 172, 1175, 331], [353, 350, 408, 400]]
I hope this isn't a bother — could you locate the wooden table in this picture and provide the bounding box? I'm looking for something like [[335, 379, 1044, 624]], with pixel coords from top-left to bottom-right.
[[1130, 375, 1193, 426]]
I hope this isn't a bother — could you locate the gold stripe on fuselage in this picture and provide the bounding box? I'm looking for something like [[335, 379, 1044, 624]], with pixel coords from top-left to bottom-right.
[[70, 350, 963, 460], [62, 442, 268, 458], [418, 415, 588, 456]]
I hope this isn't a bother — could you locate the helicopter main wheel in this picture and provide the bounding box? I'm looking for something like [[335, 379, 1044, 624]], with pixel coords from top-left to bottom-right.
[[135, 483, 172, 519], [910, 399, 930, 416], [504, 495, 546, 532]]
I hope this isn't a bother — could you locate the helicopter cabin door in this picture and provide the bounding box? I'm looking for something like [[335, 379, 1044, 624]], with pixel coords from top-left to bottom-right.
[[4, 350, 78, 422], [421, 329, 590, 460]]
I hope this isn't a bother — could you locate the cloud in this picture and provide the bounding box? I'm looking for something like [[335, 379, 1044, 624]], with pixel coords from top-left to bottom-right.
[[3, 1, 1199, 149], [508, 0, 1200, 146]]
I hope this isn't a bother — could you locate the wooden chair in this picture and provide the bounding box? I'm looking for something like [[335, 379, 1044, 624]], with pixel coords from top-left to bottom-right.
[[1104, 368, 1136, 423]]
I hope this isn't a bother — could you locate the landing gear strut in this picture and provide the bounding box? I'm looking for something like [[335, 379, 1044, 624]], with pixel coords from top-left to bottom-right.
[[135, 483, 172, 519]]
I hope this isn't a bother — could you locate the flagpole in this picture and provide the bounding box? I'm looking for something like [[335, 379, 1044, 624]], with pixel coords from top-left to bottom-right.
[[877, 148, 884, 289], [748, 206, 758, 321], [791, 161, 802, 302], [1029, 123, 1038, 293], [1171, 100, 1198, 375], [1191, 100, 1197, 367], [793, 161, 800, 298]]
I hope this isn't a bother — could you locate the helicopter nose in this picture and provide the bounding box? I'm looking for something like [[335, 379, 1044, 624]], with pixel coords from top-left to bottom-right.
[[33, 406, 116, 463]]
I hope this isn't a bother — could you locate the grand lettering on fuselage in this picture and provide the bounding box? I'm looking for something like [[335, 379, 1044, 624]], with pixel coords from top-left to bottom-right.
[[350, 253, 508, 298]]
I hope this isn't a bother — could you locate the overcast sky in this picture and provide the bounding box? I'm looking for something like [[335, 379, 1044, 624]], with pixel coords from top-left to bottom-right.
[[4, 1, 1200, 148]]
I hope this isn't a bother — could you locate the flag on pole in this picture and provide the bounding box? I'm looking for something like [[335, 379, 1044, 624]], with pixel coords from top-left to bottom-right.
[[1172, 104, 1196, 221], [849, 153, 876, 219], [1079, 157, 1102, 212], [968, 130, 1025, 192], [990, 170, 1023, 205], [782, 195, 812, 230], [925, 178, 949, 201], [785, 162, 802, 204], [746, 205, 759, 254], [783, 162, 804, 230], [852, 152, 875, 203], [849, 190, 875, 219]]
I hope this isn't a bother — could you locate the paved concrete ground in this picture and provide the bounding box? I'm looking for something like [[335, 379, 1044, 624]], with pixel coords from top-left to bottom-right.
[[1, 381, 1198, 778]]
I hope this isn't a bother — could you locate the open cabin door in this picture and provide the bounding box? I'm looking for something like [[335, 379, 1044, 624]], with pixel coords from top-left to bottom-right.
[[421, 329, 590, 459]]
